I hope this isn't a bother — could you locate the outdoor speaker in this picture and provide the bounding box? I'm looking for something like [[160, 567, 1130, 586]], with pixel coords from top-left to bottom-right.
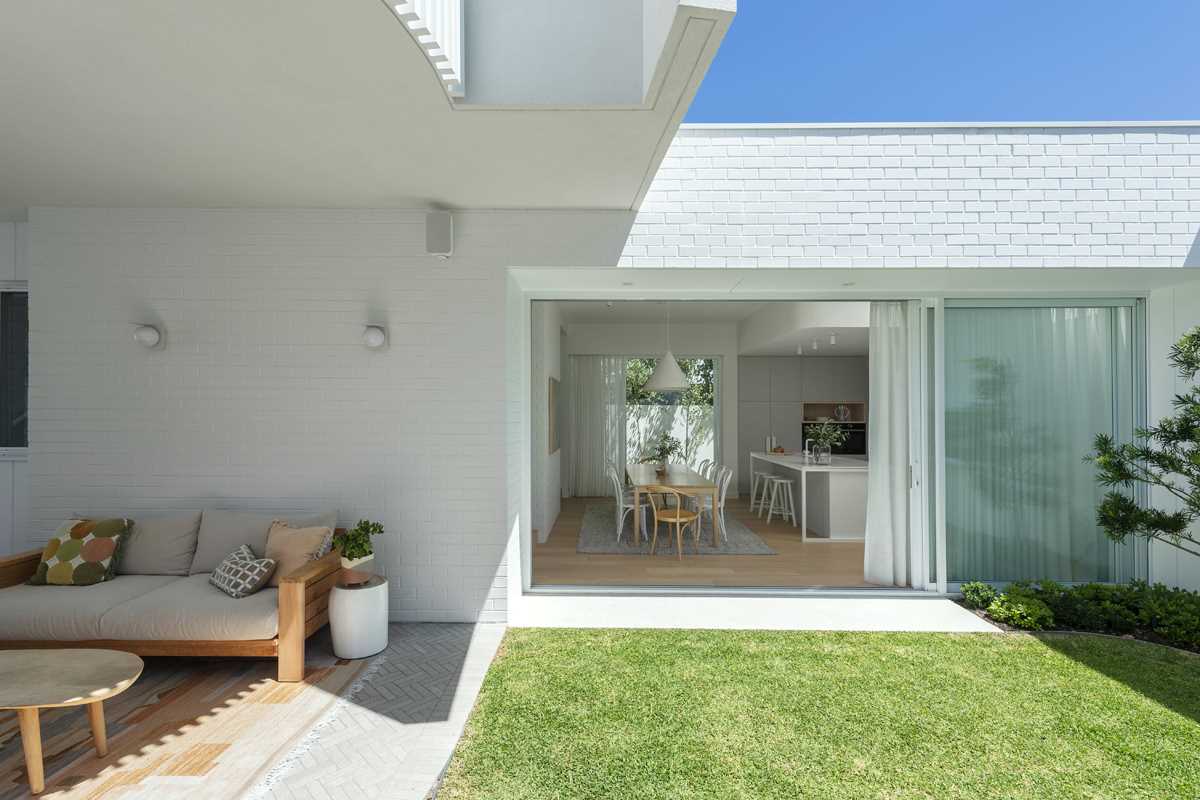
[[426, 211, 453, 258]]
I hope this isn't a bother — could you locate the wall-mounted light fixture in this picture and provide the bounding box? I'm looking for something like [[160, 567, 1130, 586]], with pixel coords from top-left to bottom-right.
[[362, 325, 387, 349], [829, 332, 837, 346], [132, 324, 162, 348]]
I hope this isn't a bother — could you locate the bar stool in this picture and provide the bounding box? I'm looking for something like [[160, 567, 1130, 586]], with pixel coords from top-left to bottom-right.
[[764, 475, 797, 527], [750, 470, 775, 516]]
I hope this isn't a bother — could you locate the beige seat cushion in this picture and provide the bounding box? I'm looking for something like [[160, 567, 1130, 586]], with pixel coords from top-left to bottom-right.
[[118, 511, 202, 576], [264, 521, 332, 587], [0, 576, 181, 641], [99, 574, 280, 641], [189, 509, 336, 575]]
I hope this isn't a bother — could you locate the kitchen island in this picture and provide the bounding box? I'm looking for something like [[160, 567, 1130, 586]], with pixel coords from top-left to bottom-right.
[[749, 452, 868, 542]]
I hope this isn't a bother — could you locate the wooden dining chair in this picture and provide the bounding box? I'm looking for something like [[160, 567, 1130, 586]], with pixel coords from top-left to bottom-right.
[[645, 485, 700, 560]]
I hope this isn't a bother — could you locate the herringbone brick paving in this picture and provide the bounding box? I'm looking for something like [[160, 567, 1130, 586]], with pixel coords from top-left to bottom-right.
[[259, 622, 505, 800]]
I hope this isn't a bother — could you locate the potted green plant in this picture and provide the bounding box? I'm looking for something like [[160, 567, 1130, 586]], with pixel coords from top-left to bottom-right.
[[640, 433, 682, 475], [807, 421, 847, 464], [333, 519, 384, 571]]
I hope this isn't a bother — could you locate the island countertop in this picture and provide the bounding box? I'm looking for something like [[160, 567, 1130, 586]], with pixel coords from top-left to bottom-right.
[[750, 452, 868, 471]]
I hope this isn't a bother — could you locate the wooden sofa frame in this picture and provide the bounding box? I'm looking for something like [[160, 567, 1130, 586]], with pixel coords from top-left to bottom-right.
[[0, 538, 343, 683]]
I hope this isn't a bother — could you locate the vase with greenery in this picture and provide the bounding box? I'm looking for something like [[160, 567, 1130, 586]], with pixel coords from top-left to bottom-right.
[[334, 519, 385, 572], [1087, 326, 1200, 558], [808, 421, 848, 464], [640, 433, 682, 473]]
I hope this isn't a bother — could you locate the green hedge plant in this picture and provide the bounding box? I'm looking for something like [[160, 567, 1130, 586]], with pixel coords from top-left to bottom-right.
[[960, 581, 997, 610], [986, 589, 1054, 631], [968, 579, 1200, 650]]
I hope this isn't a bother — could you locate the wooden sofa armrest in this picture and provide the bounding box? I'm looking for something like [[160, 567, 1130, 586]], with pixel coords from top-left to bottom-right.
[[0, 549, 42, 589], [277, 543, 342, 682]]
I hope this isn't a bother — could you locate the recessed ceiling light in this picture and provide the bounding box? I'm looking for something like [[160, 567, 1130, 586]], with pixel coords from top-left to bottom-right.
[[842, 281, 856, 287], [621, 281, 634, 286]]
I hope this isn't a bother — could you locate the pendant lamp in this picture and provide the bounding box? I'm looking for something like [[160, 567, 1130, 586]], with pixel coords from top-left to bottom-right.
[[644, 303, 688, 392]]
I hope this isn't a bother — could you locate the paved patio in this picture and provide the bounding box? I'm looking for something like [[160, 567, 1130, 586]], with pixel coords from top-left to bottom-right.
[[252, 623, 505, 800]]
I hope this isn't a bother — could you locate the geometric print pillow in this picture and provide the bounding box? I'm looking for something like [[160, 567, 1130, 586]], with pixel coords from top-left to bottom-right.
[[209, 544, 277, 599], [27, 518, 132, 586]]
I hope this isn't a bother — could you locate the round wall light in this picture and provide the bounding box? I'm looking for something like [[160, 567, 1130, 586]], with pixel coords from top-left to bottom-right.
[[132, 325, 161, 348], [362, 325, 387, 349]]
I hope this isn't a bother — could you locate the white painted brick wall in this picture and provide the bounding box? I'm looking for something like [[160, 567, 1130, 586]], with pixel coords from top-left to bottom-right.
[[620, 125, 1200, 269], [28, 208, 631, 622]]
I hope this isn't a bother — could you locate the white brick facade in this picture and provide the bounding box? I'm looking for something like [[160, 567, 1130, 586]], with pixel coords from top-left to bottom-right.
[[621, 124, 1200, 269], [27, 208, 631, 623]]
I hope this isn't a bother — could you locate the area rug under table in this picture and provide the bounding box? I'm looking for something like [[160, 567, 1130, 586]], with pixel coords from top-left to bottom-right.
[[0, 642, 366, 800], [578, 502, 776, 555]]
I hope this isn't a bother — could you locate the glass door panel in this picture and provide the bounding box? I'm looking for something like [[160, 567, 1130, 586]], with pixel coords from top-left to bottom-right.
[[944, 304, 1136, 583]]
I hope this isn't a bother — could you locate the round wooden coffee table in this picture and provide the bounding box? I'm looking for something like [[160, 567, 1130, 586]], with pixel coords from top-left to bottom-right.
[[0, 649, 143, 794]]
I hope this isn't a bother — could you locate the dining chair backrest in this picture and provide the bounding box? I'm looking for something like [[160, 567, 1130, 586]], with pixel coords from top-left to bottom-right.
[[704, 461, 718, 480], [697, 458, 711, 476], [607, 466, 625, 503], [715, 465, 733, 505], [645, 485, 686, 519]]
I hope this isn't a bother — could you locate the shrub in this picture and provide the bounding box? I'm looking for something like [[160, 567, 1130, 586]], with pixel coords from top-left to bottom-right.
[[973, 579, 1200, 651], [960, 581, 997, 610], [1135, 582, 1200, 651], [986, 590, 1054, 631]]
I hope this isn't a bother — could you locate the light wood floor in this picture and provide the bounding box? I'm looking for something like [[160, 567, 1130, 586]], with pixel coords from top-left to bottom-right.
[[533, 496, 870, 588]]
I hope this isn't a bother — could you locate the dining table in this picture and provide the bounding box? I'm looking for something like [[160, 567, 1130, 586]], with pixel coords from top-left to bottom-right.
[[625, 463, 721, 547]]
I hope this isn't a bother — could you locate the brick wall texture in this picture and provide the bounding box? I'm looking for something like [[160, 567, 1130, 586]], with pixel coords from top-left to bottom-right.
[[621, 125, 1200, 269]]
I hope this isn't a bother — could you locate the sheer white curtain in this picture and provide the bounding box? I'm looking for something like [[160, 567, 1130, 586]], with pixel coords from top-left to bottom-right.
[[864, 302, 911, 587], [943, 305, 1134, 582], [565, 355, 627, 497]]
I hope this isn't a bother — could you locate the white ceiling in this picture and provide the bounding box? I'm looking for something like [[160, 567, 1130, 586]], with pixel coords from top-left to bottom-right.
[[0, 2, 729, 216], [556, 300, 767, 324], [550, 299, 873, 356]]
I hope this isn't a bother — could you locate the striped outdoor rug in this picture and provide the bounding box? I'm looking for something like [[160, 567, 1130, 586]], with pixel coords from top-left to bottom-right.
[[0, 644, 365, 799]]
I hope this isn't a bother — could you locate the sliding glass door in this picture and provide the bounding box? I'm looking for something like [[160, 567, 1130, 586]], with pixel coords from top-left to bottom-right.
[[943, 301, 1142, 584]]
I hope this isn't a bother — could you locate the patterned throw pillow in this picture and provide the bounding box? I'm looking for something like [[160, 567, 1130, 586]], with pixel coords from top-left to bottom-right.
[[209, 544, 277, 598], [28, 518, 132, 586]]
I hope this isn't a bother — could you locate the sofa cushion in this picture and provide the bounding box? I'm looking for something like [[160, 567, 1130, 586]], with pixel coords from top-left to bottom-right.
[[117, 511, 202, 576], [264, 520, 332, 587], [189, 509, 336, 575], [209, 545, 276, 599], [0, 575, 181, 640], [28, 518, 132, 586], [98, 574, 280, 641]]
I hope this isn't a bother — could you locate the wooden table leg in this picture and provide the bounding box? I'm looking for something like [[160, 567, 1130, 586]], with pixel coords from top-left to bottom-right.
[[17, 707, 43, 794], [88, 700, 108, 757]]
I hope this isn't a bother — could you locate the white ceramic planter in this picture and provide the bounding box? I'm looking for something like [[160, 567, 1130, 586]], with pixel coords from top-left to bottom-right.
[[340, 554, 373, 570]]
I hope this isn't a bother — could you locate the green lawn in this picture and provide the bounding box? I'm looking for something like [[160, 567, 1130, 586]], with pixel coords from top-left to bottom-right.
[[438, 629, 1200, 800]]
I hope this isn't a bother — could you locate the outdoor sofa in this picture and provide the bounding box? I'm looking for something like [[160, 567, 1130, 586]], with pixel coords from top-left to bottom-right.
[[0, 510, 343, 682]]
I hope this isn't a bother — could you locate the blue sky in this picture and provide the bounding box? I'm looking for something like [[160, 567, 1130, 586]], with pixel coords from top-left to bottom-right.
[[687, 1, 1200, 122]]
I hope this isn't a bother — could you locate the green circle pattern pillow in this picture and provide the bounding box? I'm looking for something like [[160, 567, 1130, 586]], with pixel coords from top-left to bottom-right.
[[27, 518, 133, 586]]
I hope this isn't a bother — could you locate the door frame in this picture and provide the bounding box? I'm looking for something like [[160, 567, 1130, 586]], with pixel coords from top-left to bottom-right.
[[514, 285, 936, 597]]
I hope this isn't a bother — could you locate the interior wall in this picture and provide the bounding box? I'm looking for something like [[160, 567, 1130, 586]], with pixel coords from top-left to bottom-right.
[[530, 301, 562, 543], [737, 356, 869, 494], [27, 207, 634, 622], [564, 321, 739, 495], [1147, 282, 1200, 590]]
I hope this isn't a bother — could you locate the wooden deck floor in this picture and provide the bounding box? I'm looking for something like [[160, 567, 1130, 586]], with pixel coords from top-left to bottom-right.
[[533, 496, 870, 588]]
